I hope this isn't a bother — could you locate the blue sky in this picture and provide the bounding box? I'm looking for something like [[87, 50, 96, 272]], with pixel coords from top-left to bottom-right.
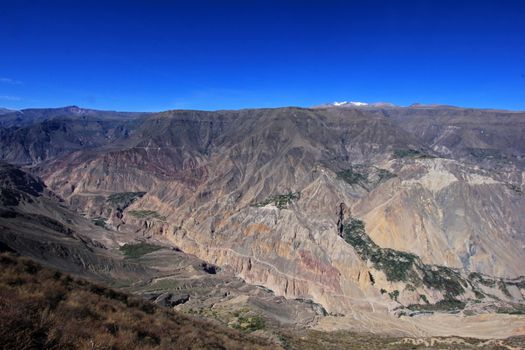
[[1, 0, 524, 111]]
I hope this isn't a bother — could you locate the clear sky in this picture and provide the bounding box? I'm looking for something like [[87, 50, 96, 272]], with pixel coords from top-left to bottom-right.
[[1, 0, 524, 111]]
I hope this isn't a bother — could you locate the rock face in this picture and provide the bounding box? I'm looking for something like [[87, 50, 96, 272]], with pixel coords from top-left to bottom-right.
[[1, 105, 524, 330]]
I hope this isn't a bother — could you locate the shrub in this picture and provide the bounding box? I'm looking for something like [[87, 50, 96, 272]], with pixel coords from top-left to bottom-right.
[[420, 265, 465, 298], [393, 149, 433, 159], [377, 168, 396, 182], [107, 192, 146, 210], [468, 272, 496, 287], [235, 315, 266, 332], [407, 299, 466, 312], [252, 192, 300, 209], [337, 167, 367, 186], [92, 217, 109, 229], [495, 304, 525, 315], [388, 290, 399, 301], [337, 165, 395, 189], [119, 243, 162, 259]]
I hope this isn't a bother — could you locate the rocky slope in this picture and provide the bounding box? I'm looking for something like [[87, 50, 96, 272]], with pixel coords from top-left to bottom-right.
[[1, 105, 524, 339], [0, 252, 277, 350], [0, 162, 325, 339]]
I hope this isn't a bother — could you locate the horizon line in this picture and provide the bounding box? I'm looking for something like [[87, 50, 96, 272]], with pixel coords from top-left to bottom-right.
[[2, 102, 525, 114]]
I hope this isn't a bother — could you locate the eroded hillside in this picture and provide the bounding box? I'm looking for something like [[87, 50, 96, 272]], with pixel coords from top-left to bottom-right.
[[1, 105, 524, 340]]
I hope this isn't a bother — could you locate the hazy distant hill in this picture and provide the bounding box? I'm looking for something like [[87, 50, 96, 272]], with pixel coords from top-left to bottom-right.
[[0, 105, 146, 127]]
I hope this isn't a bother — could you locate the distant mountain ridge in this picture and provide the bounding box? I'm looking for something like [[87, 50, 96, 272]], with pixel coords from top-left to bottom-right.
[[0, 105, 148, 127], [314, 101, 525, 112]]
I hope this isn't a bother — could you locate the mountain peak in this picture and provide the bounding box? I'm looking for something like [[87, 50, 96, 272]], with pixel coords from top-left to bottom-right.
[[315, 101, 398, 108], [333, 101, 369, 107]]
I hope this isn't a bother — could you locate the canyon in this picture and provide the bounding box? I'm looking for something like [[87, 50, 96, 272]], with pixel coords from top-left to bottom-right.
[[1, 104, 524, 346]]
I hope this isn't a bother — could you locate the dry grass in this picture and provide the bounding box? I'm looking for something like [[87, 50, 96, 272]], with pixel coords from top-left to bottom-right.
[[0, 253, 277, 350]]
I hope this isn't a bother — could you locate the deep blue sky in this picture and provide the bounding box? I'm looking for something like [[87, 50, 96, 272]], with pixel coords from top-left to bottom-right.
[[1, 0, 524, 111]]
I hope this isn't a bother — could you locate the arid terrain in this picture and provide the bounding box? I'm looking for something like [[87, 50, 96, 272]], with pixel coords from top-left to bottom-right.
[[0, 103, 524, 348]]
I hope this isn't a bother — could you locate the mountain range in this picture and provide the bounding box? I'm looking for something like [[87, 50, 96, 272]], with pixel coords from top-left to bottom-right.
[[0, 103, 524, 347]]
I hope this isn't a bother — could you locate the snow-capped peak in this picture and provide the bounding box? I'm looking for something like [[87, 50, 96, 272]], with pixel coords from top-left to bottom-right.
[[333, 101, 369, 107]]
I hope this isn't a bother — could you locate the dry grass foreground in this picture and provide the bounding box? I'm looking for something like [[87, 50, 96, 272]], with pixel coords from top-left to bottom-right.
[[2, 251, 524, 350], [0, 252, 277, 350]]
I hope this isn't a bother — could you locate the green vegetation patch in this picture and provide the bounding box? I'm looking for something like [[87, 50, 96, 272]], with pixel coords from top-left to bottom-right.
[[506, 277, 525, 289], [375, 249, 419, 283], [337, 165, 395, 189], [404, 284, 416, 292], [340, 215, 525, 312], [468, 273, 521, 299], [420, 265, 465, 298], [107, 191, 146, 209], [147, 278, 179, 291], [185, 307, 266, 334], [342, 216, 471, 304], [252, 192, 300, 209], [92, 217, 109, 229], [407, 299, 466, 312], [234, 315, 266, 332], [468, 272, 496, 287], [128, 210, 166, 220], [342, 218, 418, 283], [388, 290, 399, 301], [393, 149, 433, 159], [337, 167, 368, 186], [119, 242, 162, 259], [377, 168, 396, 182], [495, 303, 525, 315]]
